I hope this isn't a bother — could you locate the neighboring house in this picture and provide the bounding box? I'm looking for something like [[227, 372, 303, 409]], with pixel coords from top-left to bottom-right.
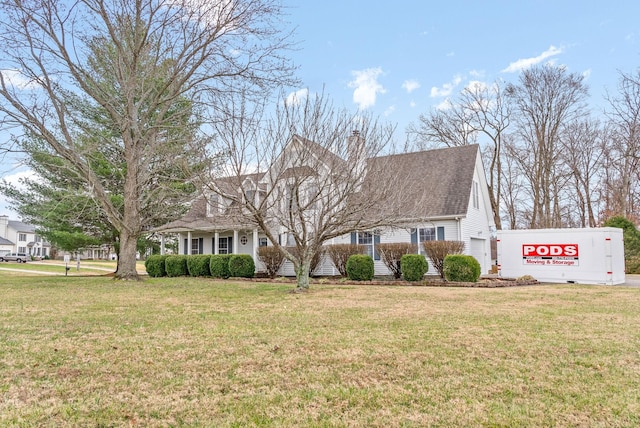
[[55, 245, 115, 261], [0, 215, 50, 258], [155, 139, 496, 275]]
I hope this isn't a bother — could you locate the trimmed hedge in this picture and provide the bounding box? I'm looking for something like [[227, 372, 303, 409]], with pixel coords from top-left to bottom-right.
[[187, 254, 212, 277], [346, 254, 374, 281], [401, 254, 428, 281], [443, 254, 481, 282], [326, 244, 365, 277], [145, 254, 168, 277], [229, 254, 255, 278], [165, 255, 188, 277], [210, 254, 232, 279], [378, 243, 417, 279]]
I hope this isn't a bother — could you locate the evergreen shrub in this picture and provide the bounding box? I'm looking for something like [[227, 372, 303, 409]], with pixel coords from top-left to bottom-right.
[[401, 254, 428, 281], [422, 240, 465, 278], [145, 254, 168, 277], [378, 243, 417, 279], [346, 254, 374, 281], [443, 254, 481, 282], [187, 254, 211, 277], [326, 244, 365, 276], [229, 254, 255, 278], [210, 254, 231, 279], [165, 255, 188, 277]]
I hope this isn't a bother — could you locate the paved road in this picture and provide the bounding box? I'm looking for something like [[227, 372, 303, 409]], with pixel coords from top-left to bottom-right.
[[621, 274, 640, 287]]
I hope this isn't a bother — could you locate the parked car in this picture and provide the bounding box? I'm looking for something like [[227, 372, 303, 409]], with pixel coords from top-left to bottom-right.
[[0, 252, 29, 263]]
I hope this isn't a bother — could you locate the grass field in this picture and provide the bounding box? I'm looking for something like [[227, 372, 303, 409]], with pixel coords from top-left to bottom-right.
[[1, 274, 639, 427]]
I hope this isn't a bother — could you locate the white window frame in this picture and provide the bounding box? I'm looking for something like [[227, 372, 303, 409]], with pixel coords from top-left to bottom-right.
[[472, 180, 479, 209]]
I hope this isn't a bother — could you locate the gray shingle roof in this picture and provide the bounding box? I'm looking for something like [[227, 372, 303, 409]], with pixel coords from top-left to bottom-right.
[[8, 220, 36, 233], [0, 236, 14, 245], [366, 144, 479, 219], [156, 143, 480, 232]]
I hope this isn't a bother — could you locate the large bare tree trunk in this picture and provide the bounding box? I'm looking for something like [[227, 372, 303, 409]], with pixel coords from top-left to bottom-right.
[[116, 228, 139, 280]]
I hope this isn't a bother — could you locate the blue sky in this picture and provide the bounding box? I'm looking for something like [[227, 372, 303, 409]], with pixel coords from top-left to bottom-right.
[[286, 0, 640, 132], [1, 0, 639, 218]]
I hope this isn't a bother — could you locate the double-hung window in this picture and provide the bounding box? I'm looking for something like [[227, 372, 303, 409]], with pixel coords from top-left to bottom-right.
[[412, 227, 445, 254], [351, 231, 381, 260]]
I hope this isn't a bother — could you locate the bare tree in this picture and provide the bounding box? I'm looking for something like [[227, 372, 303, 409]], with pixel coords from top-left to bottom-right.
[[0, 0, 297, 279], [408, 104, 477, 149], [505, 64, 588, 229], [201, 91, 406, 291], [408, 80, 510, 230], [603, 69, 640, 223], [558, 119, 606, 227]]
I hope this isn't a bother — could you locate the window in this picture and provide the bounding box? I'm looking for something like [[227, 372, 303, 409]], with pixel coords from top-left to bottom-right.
[[245, 189, 255, 204], [259, 237, 268, 247], [420, 227, 436, 242], [207, 194, 219, 216], [18, 246, 26, 253], [191, 238, 203, 255], [240, 235, 248, 246], [472, 181, 479, 209], [412, 227, 445, 254], [287, 184, 299, 212], [18, 233, 26, 242], [218, 237, 233, 254], [35, 236, 41, 243], [352, 231, 380, 260]]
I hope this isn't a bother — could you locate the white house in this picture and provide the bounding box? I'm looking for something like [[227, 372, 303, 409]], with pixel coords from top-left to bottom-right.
[[0, 215, 50, 258], [156, 138, 496, 275]]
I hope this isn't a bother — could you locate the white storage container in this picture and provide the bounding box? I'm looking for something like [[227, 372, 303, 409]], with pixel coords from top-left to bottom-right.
[[497, 228, 625, 285]]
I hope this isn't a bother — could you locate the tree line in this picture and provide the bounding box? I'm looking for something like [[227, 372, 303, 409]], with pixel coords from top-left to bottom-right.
[[408, 64, 640, 230]]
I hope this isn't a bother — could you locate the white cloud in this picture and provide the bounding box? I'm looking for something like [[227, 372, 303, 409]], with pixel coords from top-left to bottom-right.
[[0, 69, 40, 90], [285, 88, 309, 106], [435, 98, 453, 110], [501, 45, 563, 73], [402, 79, 420, 94], [430, 74, 462, 98], [582, 69, 592, 80], [348, 67, 386, 110], [0, 169, 37, 218], [384, 105, 396, 117], [465, 80, 488, 92], [409, 100, 416, 108]]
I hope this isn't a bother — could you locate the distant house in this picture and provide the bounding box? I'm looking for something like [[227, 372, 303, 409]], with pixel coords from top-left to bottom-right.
[[0, 215, 50, 258], [156, 139, 496, 275]]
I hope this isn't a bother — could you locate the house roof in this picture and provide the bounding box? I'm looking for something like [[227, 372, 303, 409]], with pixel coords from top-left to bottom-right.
[[367, 144, 479, 219], [155, 143, 482, 233], [0, 236, 14, 245], [8, 220, 36, 233]]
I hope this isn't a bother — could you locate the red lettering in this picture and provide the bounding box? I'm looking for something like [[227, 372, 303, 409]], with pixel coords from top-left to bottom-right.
[[522, 244, 579, 257]]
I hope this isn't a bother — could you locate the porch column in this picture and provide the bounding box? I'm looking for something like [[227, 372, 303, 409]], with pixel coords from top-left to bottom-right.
[[233, 230, 239, 254], [187, 231, 192, 255], [160, 234, 165, 255], [252, 228, 259, 261], [214, 232, 219, 254]]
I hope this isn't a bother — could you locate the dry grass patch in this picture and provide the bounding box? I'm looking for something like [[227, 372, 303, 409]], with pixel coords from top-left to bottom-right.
[[0, 276, 639, 426]]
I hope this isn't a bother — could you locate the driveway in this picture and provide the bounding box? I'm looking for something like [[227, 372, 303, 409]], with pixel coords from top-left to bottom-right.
[[621, 274, 640, 287]]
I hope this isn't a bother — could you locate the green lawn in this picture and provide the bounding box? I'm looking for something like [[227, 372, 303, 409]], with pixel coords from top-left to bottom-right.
[[1, 274, 639, 427]]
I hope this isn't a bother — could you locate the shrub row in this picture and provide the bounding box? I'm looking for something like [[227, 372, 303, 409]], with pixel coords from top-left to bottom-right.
[[145, 254, 255, 279], [343, 252, 481, 282]]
